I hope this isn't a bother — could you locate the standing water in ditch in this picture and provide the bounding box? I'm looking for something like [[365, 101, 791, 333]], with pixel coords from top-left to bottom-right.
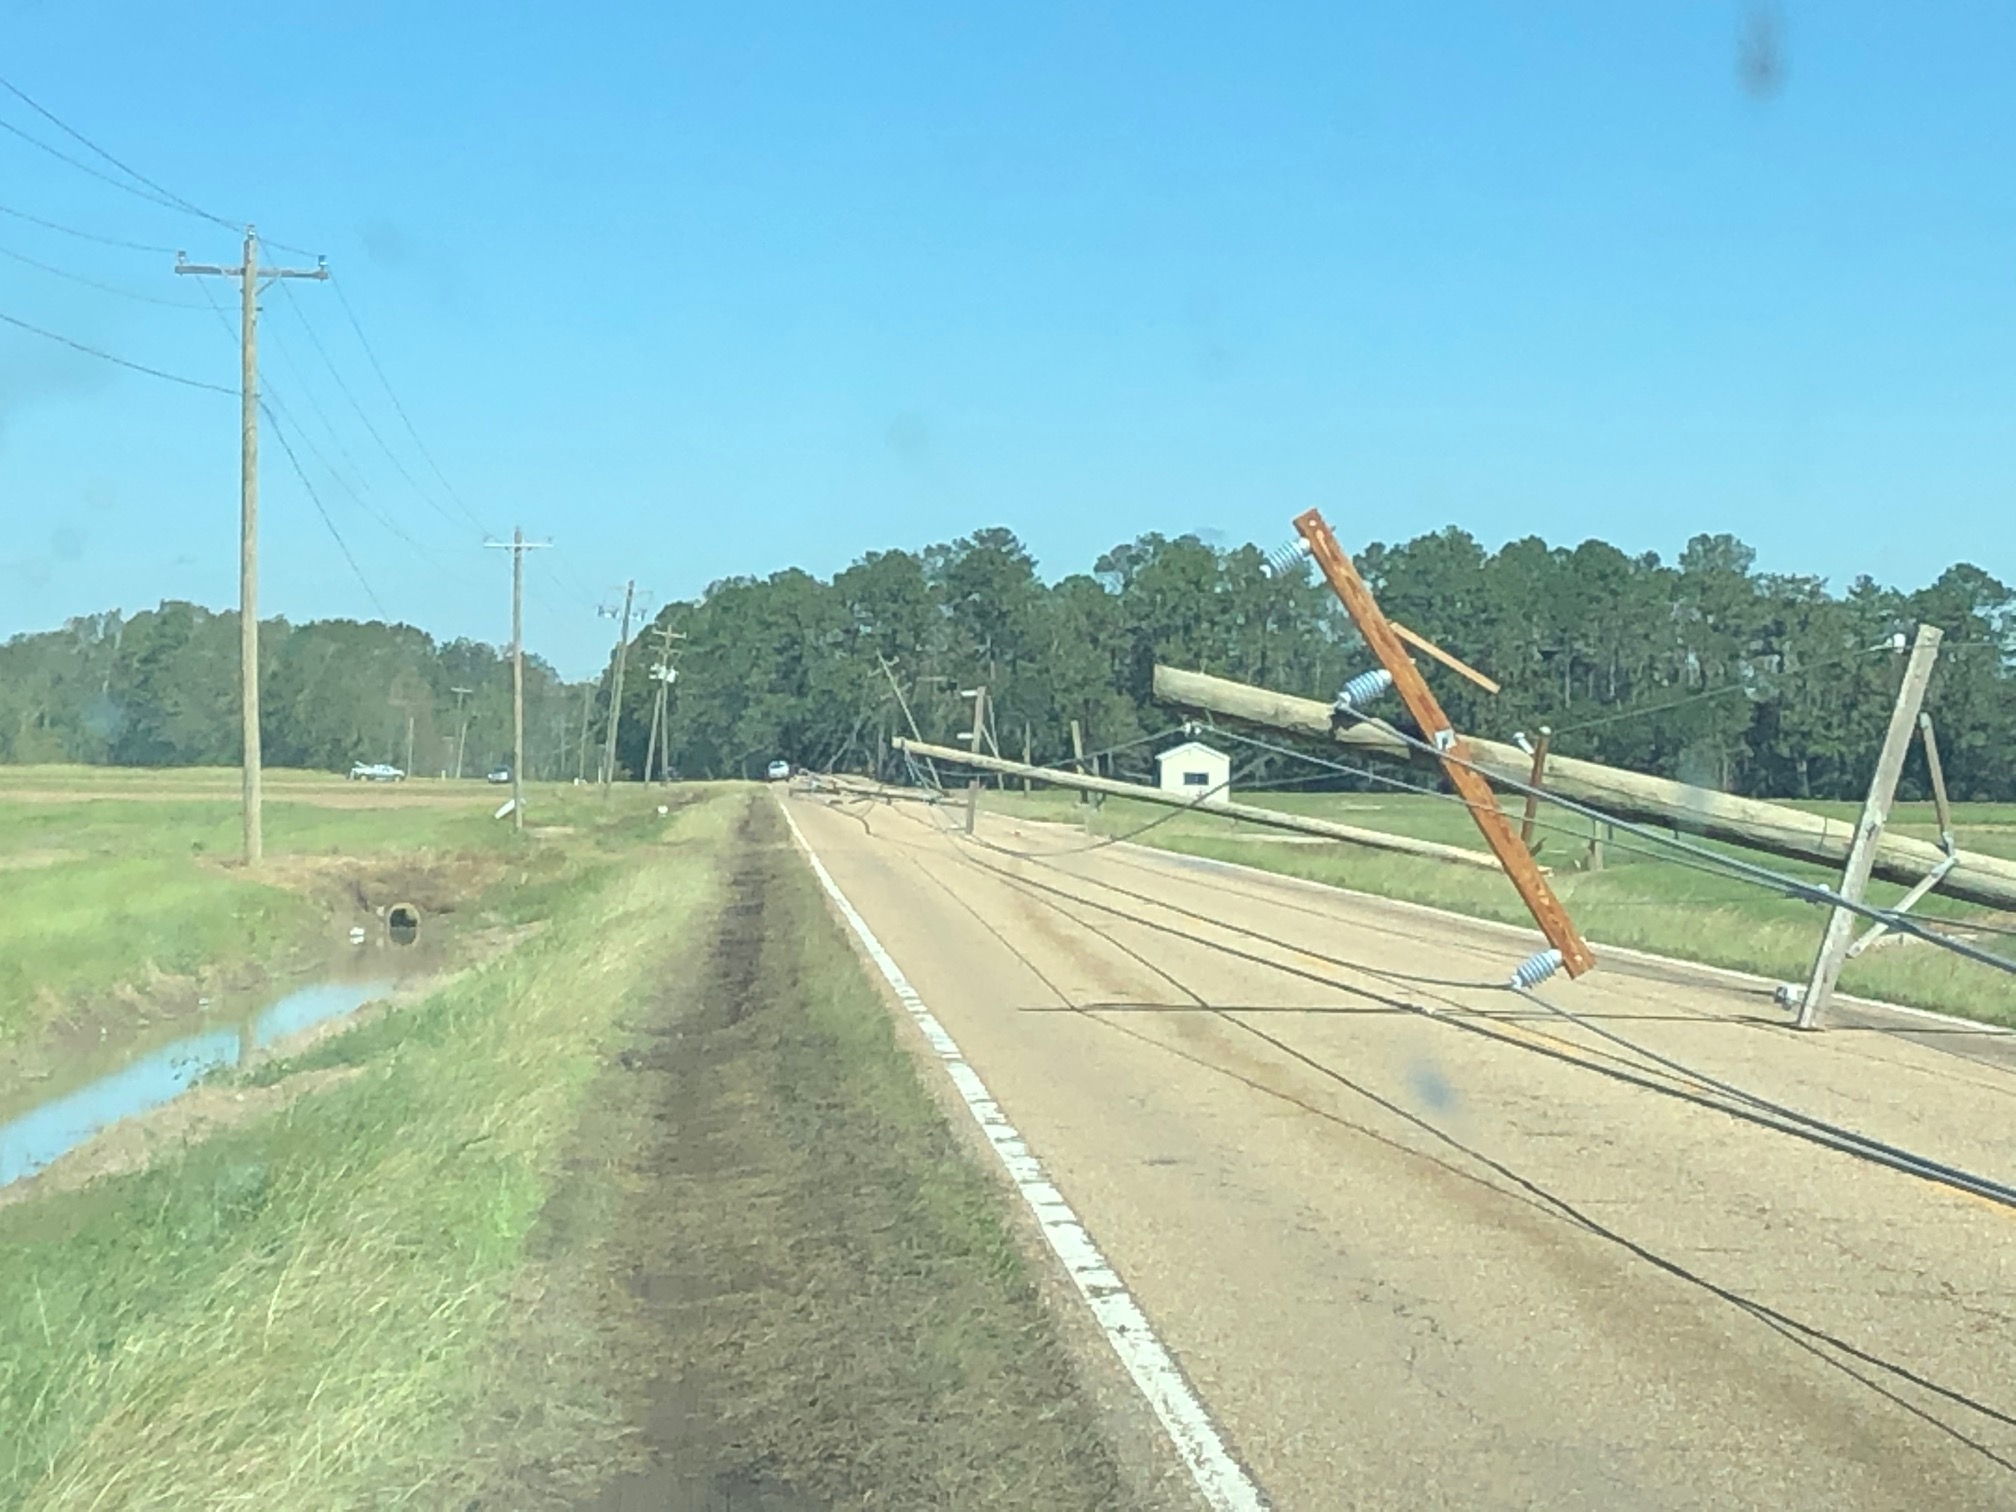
[[1, 976, 395, 1188]]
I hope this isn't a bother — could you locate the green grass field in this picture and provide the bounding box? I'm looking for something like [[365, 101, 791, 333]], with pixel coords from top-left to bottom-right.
[[0, 767, 612, 1055], [985, 786, 2016, 1027]]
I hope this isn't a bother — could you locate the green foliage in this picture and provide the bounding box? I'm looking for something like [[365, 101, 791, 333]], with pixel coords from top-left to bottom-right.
[[7, 527, 2014, 799], [0, 609, 575, 779]]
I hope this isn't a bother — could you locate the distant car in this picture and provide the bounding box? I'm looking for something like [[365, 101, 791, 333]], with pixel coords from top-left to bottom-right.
[[766, 759, 792, 781], [348, 762, 404, 782], [486, 766, 512, 784]]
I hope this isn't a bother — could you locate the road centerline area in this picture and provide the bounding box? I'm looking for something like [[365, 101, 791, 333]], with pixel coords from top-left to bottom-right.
[[784, 788, 2016, 1511]]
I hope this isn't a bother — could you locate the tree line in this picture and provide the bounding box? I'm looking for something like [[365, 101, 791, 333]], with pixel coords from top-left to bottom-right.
[[4, 526, 2011, 801], [0, 603, 579, 779]]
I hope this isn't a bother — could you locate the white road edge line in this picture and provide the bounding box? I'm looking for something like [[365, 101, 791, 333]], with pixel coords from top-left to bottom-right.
[[777, 798, 1270, 1512]]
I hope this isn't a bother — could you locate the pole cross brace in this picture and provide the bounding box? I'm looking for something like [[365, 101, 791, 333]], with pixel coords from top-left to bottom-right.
[[1844, 856, 1960, 960]]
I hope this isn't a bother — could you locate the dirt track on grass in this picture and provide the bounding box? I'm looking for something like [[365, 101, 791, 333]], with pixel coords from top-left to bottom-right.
[[462, 797, 1187, 1512]]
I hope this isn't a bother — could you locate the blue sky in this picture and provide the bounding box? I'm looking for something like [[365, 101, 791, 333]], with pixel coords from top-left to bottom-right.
[[0, 3, 2010, 677]]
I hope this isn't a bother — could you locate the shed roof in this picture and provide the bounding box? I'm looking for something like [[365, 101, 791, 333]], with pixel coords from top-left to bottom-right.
[[1154, 740, 1230, 766]]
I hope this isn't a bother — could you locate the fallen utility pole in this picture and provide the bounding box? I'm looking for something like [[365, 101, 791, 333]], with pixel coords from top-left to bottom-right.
[[893, 737, 1504, 870], [1153, 663, 2016, 913]]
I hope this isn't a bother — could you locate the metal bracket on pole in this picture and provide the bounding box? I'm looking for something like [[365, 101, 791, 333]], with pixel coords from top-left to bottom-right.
[[1293, 509, 1596, 977], [1794, 623, 1943, 1029]]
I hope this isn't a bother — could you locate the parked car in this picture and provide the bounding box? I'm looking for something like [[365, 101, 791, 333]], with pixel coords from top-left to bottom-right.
[[766, 759, 792, 781], [347, 762, 405, 782], [486, 766, 512, 784]]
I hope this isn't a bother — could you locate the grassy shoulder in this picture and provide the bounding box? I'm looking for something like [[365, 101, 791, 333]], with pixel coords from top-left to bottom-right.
[[0, 787, 718, 1509], [0, 789, 1150, 1509], [0, 773, 621, 1055], [985, 788, 2016, 1027]]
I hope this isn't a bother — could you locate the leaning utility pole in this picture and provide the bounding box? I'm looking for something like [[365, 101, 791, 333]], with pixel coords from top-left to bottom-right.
[[1794, 624, 1943, 1029], [961, 685, 988, 834], [598, 582, 638, 792], [175, 227, 327, 866], [486, 529, 550, 831]]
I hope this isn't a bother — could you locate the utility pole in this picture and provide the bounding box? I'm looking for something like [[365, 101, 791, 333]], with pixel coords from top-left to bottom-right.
[[1794, 623, 1943, 1029], [642, 623, 685, 788], [486, 529, 550, 832], [450, 686, 474, 779], [576, 682, 592, 782], [961, 685, 987, 834], [175, 227, 327, 867], [598, 582, 638, 791]]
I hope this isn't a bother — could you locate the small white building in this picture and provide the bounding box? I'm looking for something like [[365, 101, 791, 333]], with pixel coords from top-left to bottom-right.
[[1155, 740, 1232, 807]]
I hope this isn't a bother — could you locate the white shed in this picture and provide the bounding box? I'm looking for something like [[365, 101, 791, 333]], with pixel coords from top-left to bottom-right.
[[1155, 740, 1232, 807]]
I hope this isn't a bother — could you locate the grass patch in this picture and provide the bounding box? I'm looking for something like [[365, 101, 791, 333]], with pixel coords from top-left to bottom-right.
[[986, 788, 2016, 1027], [0, 776, 679, 1052], [0, 789, 740, 1509]]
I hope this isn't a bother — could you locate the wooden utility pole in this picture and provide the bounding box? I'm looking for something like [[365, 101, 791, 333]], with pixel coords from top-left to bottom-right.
[[598, 582, 638, 792], [175, 228, 327, 867], [1154, 664, 2016, 913], [898, 738, 1503, 868], [1293, 509, 1595, 976], [1794, 624, 1943, 1029], [963, 685, 988, 834], [1519, 727, 1552, 848], [450, 686, 474, 779], [487, 529, 549, 832], [642, 623, 684, 787], [1069, 719, 1089, 806]]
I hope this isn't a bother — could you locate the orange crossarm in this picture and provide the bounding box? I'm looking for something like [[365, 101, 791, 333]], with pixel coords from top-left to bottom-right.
[[1295, 509, 1595, 977]]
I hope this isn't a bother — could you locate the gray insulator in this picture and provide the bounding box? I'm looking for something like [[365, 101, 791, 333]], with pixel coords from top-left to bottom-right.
[[1335, 667, 1395, 710], [1262, 539, 1312, 578]]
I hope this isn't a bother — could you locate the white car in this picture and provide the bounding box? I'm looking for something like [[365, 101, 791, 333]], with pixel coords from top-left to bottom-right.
[[347, 762, 406, 782], [766, 759, 792, 782]]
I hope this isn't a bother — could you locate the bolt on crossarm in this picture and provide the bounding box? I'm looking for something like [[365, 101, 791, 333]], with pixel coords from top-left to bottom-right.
[[1292, 508, 1596, 977]]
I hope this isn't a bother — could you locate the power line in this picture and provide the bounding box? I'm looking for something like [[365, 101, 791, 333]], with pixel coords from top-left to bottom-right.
[[0, 238, 204, 308], [273, 277, 475, 538], [195, 276, 488, 598], [260, 399, 389, 618], [0, 306, 232, 392], [0, 72, 238, 229], [328, 273, 493, 536], [0, 198, 176, 253]]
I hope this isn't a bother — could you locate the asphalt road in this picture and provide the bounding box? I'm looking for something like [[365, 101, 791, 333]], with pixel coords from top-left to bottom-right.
[[786, 790, 2016, 1512]]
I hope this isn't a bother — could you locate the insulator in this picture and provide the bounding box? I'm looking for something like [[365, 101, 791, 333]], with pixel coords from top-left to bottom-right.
[[1334, 667, 1394, 711], [1509, 948, 1565, 990], [1262, 538, 1312, 578]]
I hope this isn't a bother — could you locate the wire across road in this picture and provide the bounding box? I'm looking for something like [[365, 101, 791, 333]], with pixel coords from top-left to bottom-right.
[[786, 791, 2016, 1512]]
